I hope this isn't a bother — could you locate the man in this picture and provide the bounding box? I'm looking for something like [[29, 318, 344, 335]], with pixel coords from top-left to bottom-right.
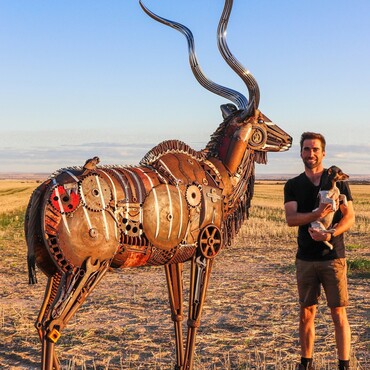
[[284, 132, 355, 370]]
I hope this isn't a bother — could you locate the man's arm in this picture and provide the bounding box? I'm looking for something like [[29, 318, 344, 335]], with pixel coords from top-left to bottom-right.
[[284, 200, 333, 227], [332, 200, 355, 237]]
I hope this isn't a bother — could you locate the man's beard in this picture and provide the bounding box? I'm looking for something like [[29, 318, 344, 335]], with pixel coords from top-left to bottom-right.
[[303, 158, 320, 169]]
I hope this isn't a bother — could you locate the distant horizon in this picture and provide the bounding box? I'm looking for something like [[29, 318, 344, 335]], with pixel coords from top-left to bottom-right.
[[1, 133, 369, 176], [1, 171, 369, 182]]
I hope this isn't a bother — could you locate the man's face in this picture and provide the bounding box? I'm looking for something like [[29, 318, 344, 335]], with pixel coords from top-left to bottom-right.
[[300, 139, 325, 170]]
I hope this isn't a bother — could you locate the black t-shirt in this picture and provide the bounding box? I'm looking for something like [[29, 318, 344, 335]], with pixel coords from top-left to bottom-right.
[[284, 170, 353, 261]]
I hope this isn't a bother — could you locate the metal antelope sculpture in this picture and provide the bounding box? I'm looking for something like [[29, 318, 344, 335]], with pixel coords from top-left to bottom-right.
[[25, 1, 292, 369]]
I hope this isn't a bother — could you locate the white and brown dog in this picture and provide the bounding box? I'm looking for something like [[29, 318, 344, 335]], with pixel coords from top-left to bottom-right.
[[311, 165, 349, 249]]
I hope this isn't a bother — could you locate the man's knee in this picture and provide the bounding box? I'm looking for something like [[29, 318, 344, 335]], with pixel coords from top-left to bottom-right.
[[300, 305, 316, 324], [330, 307, 349, 327]]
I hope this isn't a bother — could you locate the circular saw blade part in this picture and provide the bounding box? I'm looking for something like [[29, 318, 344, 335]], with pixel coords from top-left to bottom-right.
[[79, 174, 112, 212]]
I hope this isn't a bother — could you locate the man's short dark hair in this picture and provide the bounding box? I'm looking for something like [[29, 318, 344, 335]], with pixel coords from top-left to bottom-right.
[[300, 132, 326, 152]]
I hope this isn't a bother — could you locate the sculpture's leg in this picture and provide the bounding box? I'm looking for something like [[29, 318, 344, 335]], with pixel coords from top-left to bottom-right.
[[165, 263, 185, 369], [183, 253, 214, 370], [42, 337, 56, 370], [37, 258, 110, 370], [36, 274, 63, 370]]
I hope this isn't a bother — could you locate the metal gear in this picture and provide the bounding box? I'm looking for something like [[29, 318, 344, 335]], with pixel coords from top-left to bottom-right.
[[198, 225, 222, 258], [79, 174, 112, 212], [185, 184, 202, 207], [50, 185, 80, 214]]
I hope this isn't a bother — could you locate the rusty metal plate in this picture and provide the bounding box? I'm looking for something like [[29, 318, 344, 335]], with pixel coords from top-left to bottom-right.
[[142, 184, 188, 250], [156, 153, 207, 186], [112, 248, 151, 268], [56, 206, 119, 267], [200, 185, 223, 229]]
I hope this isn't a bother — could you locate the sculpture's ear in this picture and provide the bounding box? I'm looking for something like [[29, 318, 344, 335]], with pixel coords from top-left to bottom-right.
[[220, 104, 238, 120]]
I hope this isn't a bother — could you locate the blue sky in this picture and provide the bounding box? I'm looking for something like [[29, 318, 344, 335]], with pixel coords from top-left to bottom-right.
[[1, 0, 369, 175]]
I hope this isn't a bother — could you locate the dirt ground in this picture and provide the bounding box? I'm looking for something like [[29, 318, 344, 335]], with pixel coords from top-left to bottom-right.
[[1, 229, 369, 369]]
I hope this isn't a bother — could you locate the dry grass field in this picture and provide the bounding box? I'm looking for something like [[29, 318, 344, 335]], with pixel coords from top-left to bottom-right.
[[0, 179, 369, 369]]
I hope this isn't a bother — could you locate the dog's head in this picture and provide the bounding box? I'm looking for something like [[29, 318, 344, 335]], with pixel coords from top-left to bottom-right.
[[327, 165, 349, 183], [319, 165, 349, 191]]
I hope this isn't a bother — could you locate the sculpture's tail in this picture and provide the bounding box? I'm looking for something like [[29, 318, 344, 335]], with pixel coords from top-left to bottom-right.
[[25, 184, 45, 284], [27, 253, 37, 285]]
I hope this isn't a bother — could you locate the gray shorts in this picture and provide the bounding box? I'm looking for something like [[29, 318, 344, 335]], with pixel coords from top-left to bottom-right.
[[296, 258, 349, 308]]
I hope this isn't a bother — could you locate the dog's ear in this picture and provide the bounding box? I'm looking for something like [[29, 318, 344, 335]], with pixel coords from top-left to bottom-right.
[[327, 167, 333, 175]]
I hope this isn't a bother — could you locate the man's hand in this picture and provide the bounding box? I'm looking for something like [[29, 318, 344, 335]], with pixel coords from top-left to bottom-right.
[[308, 227, 331, 242], [315, 202, 333, 219]]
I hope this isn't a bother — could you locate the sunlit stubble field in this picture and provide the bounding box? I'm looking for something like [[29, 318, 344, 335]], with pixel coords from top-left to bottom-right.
[[0, 179, 369, 369]]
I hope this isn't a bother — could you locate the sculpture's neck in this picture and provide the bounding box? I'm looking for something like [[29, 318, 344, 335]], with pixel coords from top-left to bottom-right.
[[227, 150, 256, 210], [219, 150, 256, 246], [205, 118, 255, 185], [219, 121, 253, 174], [204, 128, 256, 214]]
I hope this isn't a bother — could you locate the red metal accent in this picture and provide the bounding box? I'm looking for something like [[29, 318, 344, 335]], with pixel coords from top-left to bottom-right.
[[50, 186, 80, 214]]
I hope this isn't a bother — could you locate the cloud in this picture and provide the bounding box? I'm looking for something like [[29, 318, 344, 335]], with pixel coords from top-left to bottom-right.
[[0, 143, 150, 172], [265, 143, 370, 176], [1, 130, 369, 177]]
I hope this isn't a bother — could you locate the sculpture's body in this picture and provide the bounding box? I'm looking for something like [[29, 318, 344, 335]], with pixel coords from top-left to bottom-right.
[[25, 1, 292, 369]]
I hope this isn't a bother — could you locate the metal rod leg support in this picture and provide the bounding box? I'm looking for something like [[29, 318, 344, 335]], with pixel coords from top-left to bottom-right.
[[165, 263, 185, 369], [183, 255, 214, 370]]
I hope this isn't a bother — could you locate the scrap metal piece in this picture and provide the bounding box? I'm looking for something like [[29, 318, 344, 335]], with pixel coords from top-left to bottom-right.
[[53, 205, 119, 268], [118, 203, 143, 237], [79, 174, 112, 212], [50, 185, 80, 214], [198, 225, 222, 258], [142, 184, 188, 250], [185, 184, 202, 207]]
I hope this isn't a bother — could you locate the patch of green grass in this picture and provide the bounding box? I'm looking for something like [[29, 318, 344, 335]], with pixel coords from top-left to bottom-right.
[[251, 205, 286, 223], [0, 208, 25, 229], [0, 187, 30, 196], [348, 258, 370, 278], [347, 243, 366, 251], [279, 263, 296, 274]]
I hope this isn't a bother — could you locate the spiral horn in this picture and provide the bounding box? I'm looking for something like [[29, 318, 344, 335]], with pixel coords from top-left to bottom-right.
[[139, 0, 249, 111]]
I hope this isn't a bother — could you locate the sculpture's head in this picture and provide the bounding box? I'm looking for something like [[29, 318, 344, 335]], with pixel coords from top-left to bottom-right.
[[220, 105, 292, 155], [210, 106, 291, 174], [140, 0, 292, 161]]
